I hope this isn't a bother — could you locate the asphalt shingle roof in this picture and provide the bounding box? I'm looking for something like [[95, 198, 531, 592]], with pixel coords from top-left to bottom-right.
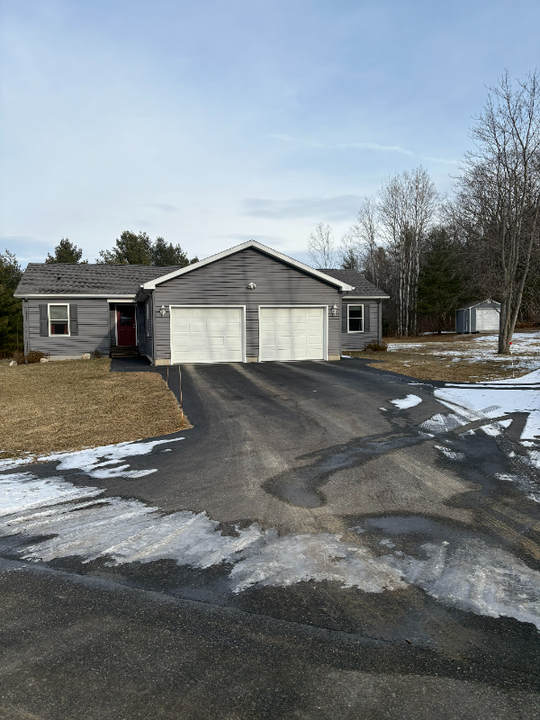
[[14, 264, 182, 296], [322, 269, 389, 298]]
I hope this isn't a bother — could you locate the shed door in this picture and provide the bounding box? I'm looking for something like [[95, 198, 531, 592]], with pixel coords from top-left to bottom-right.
[[259, 307, 325, 361], [170, 307, 244, 364], [476, 308, 499, 332]]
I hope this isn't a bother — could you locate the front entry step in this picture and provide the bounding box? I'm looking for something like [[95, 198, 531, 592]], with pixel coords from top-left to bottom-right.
[[110, 345, 139, 358]]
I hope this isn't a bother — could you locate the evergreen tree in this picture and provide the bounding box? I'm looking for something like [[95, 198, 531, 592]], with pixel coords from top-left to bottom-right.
[[97, 231, 153, 265], [98, 231, 197, 266], [0, 250, 23, 353], [151, 237, 190, 267], [417, 228, 465, 333], [45, 238, 87, 263], [341, 248, 359, 270]]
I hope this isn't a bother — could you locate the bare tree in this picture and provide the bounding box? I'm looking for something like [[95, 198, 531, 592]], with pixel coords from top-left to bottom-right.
[[378, 167, 438, 336], [455, 70, 540, 353], [307, 222, 337, 268]]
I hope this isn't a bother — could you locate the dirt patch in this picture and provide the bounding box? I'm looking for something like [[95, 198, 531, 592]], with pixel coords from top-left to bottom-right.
[[0, 359, 190, 459]]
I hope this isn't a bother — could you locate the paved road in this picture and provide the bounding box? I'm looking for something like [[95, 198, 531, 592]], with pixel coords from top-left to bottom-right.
[[1, 359, 539, 719]]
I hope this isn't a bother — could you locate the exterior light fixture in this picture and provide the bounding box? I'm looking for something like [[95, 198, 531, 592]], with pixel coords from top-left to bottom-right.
[[330, 304, 338, 317], [160, 305, 167, 316], [247, 282, 257, 290]]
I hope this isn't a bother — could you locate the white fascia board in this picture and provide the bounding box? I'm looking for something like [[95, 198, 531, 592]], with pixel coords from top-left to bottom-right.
[[141, 240, 354, 291], [14, 293, 137, 299], [343, 295, 390, 300]]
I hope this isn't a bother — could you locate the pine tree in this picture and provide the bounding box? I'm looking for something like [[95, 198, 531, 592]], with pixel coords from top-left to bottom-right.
[[45, 238, 87, 263], [417, 228, 464, 333], [151, 237, 190, 267], [0, 250, 23, 352]]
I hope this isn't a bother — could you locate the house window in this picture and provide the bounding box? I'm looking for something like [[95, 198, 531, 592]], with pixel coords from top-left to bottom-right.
[[347, 304, 364, 333], [49, 304, 70, 335]]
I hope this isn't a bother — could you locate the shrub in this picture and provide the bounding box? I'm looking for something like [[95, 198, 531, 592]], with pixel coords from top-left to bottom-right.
[[11, 351, 25, 365], [91, 349, 103, 359], [365, 340, 388, 352], [26, 350, 50, 363], [11, 350, 50, 364]]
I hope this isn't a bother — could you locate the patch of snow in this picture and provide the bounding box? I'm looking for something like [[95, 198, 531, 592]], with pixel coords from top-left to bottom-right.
[[435, 380, 540, 440], [39, 437, 185, 479], [0, 456, 34, 471], [341, 355, 353, 358], [390, 394, 422, 410], [1, 471, 540, 630], [435, 445, 465, 461], [420, 413, 467, 433], [495, 474, 540, 504], [394, 539, 540, 630], [229, 533, 405, 594]]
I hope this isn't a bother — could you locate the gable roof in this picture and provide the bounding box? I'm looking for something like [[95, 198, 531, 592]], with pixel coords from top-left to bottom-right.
[[141, 240, 354, 291], [14, 263, 182, 297], [322, 269, 389, 298], [457, 299, 501, 311]]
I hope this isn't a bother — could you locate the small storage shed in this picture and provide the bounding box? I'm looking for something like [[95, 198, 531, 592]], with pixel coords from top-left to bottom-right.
[[456, 299, 501, 333]]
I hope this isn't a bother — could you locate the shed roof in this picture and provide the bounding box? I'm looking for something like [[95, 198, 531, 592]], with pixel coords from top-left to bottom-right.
[[456, 299, 501, 311], [322, 269, 389, 298], [14, 263, 181, 297]]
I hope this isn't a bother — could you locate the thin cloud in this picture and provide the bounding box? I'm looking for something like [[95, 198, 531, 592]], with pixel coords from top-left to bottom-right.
[[269, 134, 458, 165], [241, 196, 362, 220], [144, 204, 178, 213]]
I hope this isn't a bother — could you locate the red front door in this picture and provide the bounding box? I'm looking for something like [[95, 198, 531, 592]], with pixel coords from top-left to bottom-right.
[[117, 305, 136, 346]]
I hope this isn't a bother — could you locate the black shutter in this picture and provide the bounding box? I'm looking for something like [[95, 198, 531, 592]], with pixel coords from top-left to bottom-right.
[[342, 305, 347, 333], [39, 305, 48, 337], [364, 304, 370, 332], [70, 304, 78, 335]]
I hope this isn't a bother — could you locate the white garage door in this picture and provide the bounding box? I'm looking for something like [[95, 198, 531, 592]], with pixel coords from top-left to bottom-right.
[[476, 308, 499, 332], [170, 307, 244, 364], [259, 307, 325, 361]]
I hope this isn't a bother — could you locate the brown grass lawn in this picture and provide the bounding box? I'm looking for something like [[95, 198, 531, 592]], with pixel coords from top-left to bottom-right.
[[0, 359, 190, 459], [346, 332, 540, 383]]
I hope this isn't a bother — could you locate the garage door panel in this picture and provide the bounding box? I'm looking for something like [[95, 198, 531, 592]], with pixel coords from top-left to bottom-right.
[[171, 307, 244, 364], [260, 307, 325, 362]]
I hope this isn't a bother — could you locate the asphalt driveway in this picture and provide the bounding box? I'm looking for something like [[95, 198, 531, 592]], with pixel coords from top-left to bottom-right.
[[1, 358, 539, 719]]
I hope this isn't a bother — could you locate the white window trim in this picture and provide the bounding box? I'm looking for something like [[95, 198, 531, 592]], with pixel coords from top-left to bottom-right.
[[168, 305, 247, 365], [347, 303, 364, 333], [258, 305, 329, 362], [48, 303, 70, 338]]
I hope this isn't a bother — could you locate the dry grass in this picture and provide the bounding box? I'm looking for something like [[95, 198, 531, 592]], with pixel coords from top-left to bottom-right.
[[346, 331, 540, 383], [0, 359, 190, 459]]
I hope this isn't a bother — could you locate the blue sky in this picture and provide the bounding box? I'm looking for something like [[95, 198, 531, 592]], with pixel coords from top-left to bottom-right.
[[1, 0, 539, 267]]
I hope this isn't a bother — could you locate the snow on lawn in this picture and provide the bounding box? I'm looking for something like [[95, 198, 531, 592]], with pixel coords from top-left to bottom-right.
[[388, 332, 540, 371], [434, 369, 540, 441], [1, 469, 540, 629], [390, 394, 422, 409]]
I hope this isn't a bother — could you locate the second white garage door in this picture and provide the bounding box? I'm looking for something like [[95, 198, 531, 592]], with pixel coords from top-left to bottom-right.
[[170, 307, 244, 363], [259, 307, 325, 361]]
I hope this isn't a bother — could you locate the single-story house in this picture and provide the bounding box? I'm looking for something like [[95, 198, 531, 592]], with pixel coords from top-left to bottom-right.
[[14, 240, 389, 364], [455, 299, 501, 334]]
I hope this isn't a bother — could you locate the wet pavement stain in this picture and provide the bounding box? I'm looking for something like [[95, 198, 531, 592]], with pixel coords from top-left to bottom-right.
[[262, 431, 428, 507]]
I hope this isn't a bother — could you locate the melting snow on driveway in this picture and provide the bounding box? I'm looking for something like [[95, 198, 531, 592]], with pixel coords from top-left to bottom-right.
[[433, 369, 540, 441], [390, 394, 423, 409], [1, 465, 540, 631]]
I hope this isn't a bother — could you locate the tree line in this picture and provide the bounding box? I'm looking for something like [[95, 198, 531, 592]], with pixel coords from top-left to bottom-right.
[[0, 232, 198, 354], [308, 71, 540, 353]]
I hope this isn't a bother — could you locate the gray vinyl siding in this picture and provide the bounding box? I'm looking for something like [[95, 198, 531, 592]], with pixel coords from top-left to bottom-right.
[[27, 298, 111, 356], [109, 306, 116, 345], [137, 302, 146, 355], [341, 300, 381, 350], [152, 248, 342, 361]]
